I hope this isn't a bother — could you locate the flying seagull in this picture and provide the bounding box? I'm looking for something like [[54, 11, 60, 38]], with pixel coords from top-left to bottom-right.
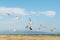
[[16, 16, 19, 21], [25, 18, 32, 30], [7, 13, 10, 16], [50, 27, 56, 32], [29, 18, 32, 25], [29, 26, 32, 30], [13, 28, 16, 32], [50, 29, 53, 32], [25, 25, 32, 30]]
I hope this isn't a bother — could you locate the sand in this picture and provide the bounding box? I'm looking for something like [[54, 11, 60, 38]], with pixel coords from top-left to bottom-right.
[[0, 34, 59, 40]]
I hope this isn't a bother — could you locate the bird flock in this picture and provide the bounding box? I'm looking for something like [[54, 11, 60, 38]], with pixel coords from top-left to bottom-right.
[[6, 13, 56, 32]]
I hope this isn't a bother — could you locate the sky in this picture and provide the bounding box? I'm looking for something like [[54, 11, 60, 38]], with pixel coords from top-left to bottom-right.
[[0, 0, 60, 33]]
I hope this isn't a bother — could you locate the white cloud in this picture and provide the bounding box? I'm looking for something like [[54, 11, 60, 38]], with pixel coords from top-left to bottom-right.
[[0, 7, 27, 16], [39, 11, 56, 17], [0, 7, 56, 17], [30, 11, 56, 17]]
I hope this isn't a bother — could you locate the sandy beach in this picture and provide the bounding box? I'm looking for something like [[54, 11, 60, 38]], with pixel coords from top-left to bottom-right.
[[0, 34, 59, 40]]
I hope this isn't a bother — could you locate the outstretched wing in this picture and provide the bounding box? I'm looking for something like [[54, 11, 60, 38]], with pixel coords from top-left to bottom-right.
[[29, 26, 32, 30], [25, 25, 29, 29]]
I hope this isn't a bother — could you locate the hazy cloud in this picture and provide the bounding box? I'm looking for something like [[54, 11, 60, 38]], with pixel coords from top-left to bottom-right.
[[0, 7, 56, 17], [0, 7, 27, 16], [39, 11, 56, 17]]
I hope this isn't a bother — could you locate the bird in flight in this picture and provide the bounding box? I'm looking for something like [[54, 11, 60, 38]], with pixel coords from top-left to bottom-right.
[[7, 13, 11, 16], [16, 16, 19, 21], [29, 26, 32, 30]]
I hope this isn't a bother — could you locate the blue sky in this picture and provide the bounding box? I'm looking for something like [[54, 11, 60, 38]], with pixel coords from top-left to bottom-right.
[[0, 0, 60, 33]]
